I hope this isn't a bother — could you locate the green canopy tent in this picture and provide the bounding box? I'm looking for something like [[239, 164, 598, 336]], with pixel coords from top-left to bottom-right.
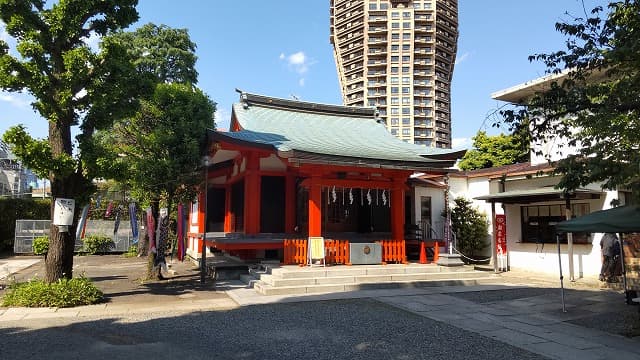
[[556, 205, 640, 305], [555, 205, 640, 233]]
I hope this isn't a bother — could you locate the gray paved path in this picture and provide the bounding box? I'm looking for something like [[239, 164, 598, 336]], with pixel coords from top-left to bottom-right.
[[1, 256, 638, 360]]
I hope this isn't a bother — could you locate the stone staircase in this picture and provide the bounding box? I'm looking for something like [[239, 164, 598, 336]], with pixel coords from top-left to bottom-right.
[[241, 263, 501, 296]]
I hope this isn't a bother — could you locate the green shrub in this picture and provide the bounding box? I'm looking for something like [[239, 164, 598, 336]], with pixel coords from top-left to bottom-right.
[[32, 236, 49, 256], [1, 277, 103, 308], [81, 235, 114, 255], [450, 197, 489, 258], [123, 245, 138, 258]]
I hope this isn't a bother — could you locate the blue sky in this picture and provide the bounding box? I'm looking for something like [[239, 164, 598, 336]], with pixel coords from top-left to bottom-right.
[[0, 0, 603, 149]]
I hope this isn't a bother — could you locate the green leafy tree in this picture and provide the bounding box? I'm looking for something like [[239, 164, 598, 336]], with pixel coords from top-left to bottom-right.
[[0, 0, 141, 282], [501, 1, 640, 199], [450, 197, 489, 258], [458, 129, 530, 171], [93, 24, 215, 278]]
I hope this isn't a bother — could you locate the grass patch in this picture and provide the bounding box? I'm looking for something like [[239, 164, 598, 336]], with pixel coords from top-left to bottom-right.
[[1, 277, 103, 308]]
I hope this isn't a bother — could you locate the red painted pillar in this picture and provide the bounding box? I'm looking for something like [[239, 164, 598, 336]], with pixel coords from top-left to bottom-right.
[[285, 174, 296, 233], [308, 175, 322, 237], [223, 184, 232, 233], [197, 191, 206, 253], [390, 178, 405, 241], [244, 154, 261, 234]]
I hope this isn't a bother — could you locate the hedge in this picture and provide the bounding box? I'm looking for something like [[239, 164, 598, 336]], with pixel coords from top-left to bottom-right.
[[0, 198, 50, 252]]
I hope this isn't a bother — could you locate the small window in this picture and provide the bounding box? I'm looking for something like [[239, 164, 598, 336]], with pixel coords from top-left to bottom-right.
[[391, 33, 400, 40], [390, 117, 399, 125], [369, 3, 377, 10], [402, 66, 410, 73], [391, 56, 399, 62], [391, 108, 399, 115], [402, 87, 410, 94], [402, 76, 410, 84], [391, 97, 399, 104], [392, 12, 399, 18], [403, 33, 411, 40], [402, 118, 410, 125], [380, 3, 388, 10], [390, 77, 399, 84], [390, 66, 399, 74], [402, 44, 410, 51], [390, 128, 398, 135], [392, 22, 400, 29], [402, 128, 410, 136], [391, 44, 399, 52], [403, 22, 411, 29], [402, 108, 410, 115], [403, 11, 411, 18], [391, 87, 399, 94], [402, 55, 410, 62]]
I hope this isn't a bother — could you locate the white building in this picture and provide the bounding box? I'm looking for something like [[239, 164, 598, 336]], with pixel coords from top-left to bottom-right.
[[0, 140, 38, 197]]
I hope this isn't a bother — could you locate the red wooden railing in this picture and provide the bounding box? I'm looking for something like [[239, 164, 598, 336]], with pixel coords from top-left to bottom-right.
[[283, 239, 307, 265], [325, 239, 350, 265], [377, 239, 407, 264]]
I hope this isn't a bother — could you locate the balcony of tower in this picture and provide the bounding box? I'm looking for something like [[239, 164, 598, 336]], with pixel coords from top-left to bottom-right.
[[367, 14, 388, 23], [338, 43, 364, 57]]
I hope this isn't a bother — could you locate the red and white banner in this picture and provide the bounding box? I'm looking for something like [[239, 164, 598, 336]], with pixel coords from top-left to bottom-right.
[[495, 214, 507, 253]]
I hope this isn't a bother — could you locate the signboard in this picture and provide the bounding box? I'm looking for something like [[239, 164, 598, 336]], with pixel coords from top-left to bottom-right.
[[53, 198, 75, 226], [495, 214, 507, 271], [495, 214, 507, 253]]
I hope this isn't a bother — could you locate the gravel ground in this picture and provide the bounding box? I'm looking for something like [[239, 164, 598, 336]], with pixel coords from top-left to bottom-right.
[[0, 298, 549, 360]]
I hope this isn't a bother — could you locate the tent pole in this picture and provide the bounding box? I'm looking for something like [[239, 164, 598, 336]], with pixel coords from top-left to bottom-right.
[[557, 233, 567, 313], [619, 233, 630, 304], [564, 196, 575, 281]]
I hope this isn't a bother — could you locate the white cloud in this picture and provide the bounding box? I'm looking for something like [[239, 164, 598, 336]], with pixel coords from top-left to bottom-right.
[[452, 137, 471, 149], [298, 78, 305, 87], [0, 92, 30, 108], [280, 51, 316, 75], [455, 52, 470, 65], [214, 107, 231, 131]]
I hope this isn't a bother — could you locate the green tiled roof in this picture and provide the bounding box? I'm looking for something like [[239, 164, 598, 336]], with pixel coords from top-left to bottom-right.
[[213, 92, 465, 169]]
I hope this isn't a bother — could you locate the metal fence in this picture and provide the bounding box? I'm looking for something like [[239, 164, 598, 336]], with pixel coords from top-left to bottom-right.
[[14, 219, 138, 254]]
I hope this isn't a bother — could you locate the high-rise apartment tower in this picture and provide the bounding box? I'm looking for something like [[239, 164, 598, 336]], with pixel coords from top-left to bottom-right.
[[330, 0, 458, 148]]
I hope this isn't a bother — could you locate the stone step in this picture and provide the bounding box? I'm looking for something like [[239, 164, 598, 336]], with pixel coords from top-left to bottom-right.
[[257, 270, 494, 287], [267, 264, 474, 279], [253, 275, 502, 296]]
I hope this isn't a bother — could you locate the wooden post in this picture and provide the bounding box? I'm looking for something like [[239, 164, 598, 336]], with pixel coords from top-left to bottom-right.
[[285, 174, 296, 233], [223, 185, 232, 233], [391, 178, 405, 242], [244, 154, 261, 234], [197, 191, 205, 254], [308, 175, 322, 237], [491, 201, 497, 273]]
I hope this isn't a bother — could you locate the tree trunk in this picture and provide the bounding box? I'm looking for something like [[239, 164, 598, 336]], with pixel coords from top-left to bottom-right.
[[45, 173, 82, 282], [45, 119, 79, 283], [146, 198, 163, 280]]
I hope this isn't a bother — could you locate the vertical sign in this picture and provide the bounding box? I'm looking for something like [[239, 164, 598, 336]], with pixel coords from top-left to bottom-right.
[[495, 214, 507, 253], [495, 214, 507, 271]]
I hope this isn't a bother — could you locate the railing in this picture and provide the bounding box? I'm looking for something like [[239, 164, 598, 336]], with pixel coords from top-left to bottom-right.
[[325, 239, 349, 264], [377, 239, 406, 264], [284, 238, 351, 265], [283, 239, 307, 265]]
